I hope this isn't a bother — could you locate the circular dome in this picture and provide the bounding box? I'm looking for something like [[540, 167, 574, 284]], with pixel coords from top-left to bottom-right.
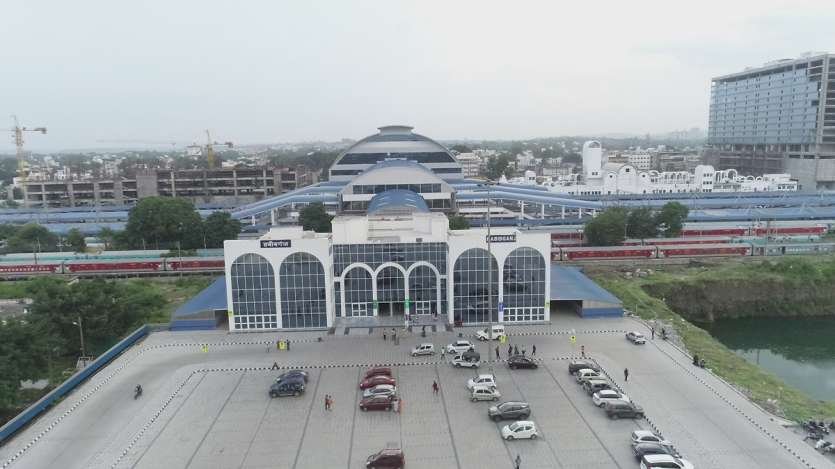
[[367, 190, 429, 216], [329, 125, 462, 181]]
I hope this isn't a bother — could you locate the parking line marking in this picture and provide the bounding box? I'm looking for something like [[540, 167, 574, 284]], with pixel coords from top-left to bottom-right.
[[184, 372, 245, 469], [434, 364, 462, 469], [291, 368, 322, 469], [345, 367, 362, 469], [541, 362, 625, 469]]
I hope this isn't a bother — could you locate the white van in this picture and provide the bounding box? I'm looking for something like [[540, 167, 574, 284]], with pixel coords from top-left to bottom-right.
[[476, 324, 506, 341]]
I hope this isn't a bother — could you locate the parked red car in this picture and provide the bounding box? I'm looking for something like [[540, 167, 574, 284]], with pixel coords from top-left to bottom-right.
[[360, 375, 396, 390], [359, 395, 395, 411], [366, 448, 405, 468], [363, 367, 393, 380]]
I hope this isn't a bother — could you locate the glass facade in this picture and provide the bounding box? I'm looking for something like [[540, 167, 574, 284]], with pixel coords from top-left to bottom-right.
[[230, 253, 278, 330], [502, 247, 546, 322], [408, 264, 438, 315], [453, 248, 499, 324], [352, 183, 442, 195], [334, 243, 447, 317], [708, 60, 824, 145], [338, 152, 455, 165], [343, 266, 374, 317], [278, 253, 327, 328]]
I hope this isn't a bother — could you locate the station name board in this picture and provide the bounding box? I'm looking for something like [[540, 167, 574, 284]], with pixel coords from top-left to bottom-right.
[[487, 234, 516, 243], [260, 239, 292, 248]]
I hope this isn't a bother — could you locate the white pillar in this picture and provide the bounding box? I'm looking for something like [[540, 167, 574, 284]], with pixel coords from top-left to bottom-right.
[[270, 208, 276, 226], [561, 206, 566, 219], [540, 204, 545, 219]]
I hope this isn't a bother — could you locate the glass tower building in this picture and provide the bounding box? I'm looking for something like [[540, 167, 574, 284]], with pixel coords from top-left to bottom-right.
[[706, 53, 835, 190]]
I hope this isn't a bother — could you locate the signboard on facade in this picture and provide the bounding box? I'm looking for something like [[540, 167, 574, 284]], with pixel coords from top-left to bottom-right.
[[487, 234, 516, 243], [260, 239, 292, 248]]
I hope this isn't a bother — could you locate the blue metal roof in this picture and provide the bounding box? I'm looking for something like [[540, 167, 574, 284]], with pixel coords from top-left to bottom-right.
[[172, 276, 227, 318], [550, 265, 622, 305], [367, 190, 429, 215]]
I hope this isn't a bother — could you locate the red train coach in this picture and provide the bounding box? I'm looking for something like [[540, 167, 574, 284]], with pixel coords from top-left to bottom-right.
[[657, 243, 752, 258], [166, 258, 224, 271], [560, 246, 656, 261], [550, 231, 584, 241], [64, 260, 163, 273], [0, 264, 62, 274]]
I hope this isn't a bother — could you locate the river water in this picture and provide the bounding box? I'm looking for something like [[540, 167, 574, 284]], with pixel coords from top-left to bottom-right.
[[701, 317, 835, 402]]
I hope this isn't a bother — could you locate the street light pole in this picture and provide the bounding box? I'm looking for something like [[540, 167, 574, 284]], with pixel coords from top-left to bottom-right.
[[486, 182, 493, 367], [73, 315, 86, 357]]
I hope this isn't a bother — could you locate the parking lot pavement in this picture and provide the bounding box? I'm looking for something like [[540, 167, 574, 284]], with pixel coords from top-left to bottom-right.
[[2, 320, 833, 469]]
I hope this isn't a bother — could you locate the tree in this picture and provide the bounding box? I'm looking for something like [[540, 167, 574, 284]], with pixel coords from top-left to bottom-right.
[[584, 207, 629, 246], [0, 224, 18, 242], [299, 203, 333, 233], [655, 202, 689, 237], [124, 197, 204, 249], [451, 144, 472, 154], [0, 319, 49, 409], [66, 228, 86, 253], [447, 214, 470, 230], [0, 158, 19, 185], [626, 207, 658, 239], [6, 223, 58, 253], [485, 154, 515, 180], [202, 212, 242, 248], [98, 227, 116, 250]]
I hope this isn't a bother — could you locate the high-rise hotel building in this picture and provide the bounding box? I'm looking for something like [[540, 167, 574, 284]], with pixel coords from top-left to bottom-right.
[[707, 53, 835, 190]]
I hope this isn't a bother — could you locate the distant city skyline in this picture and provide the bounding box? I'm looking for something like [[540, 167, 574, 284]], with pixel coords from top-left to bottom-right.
[[2, 0, 833, 151]]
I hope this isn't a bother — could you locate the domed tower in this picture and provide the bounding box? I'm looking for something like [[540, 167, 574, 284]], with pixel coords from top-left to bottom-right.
[[582, 141, 603, 182]]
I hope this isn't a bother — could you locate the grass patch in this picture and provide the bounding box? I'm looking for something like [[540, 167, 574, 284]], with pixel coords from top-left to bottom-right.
[[593, 271, 835, 421], [0, 280, 33, 299]]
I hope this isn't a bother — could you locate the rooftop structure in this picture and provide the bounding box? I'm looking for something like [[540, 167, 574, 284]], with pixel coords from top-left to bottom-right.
[[329, 125, 463, 181], [706, 52, 835, 190]]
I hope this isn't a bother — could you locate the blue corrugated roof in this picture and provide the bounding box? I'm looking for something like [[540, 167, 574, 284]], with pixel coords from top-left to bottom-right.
[[172, 276, 227, 318], [367, 189, 430, 215], [550, 265, 621, 305]]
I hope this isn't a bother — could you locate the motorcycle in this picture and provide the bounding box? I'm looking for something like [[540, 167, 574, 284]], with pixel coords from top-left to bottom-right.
[[134, 385, 143, 400]]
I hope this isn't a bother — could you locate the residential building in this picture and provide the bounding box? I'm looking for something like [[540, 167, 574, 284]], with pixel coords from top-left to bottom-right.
[[706, 52, 835, 190], [455, 152, 482, 178]]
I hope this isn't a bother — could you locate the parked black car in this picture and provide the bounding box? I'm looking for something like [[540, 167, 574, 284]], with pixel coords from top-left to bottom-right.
[[604, 401, 644, 419], [269, 376, 305, 397], [568, 360, 600, 375], [633, 442, 680, 460], [487, 401, 531, 421], [507, 355, 538, 369]]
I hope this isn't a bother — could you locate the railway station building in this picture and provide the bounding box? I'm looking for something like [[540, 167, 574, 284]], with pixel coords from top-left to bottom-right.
[[223, 188, 550, 331]]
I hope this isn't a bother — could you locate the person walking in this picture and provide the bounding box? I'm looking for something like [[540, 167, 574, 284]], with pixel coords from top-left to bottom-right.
[[324, 394, 330, 411], [513, 345, 519, 356], [515, 453, 521, 469], [580, 345, 585, 358], [507, 343, 512, 357], [441, 346, 446, 359], [383, 331, 387, 341], [651, 327, 655, 340], [521, 347, 526, 357], [532, 344, 536, 356], [495, 345, 500, 360], [432, 380, 439, 395], [624, 368, 629, 382]]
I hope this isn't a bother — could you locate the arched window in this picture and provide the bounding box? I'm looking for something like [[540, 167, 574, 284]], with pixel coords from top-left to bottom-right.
[[376, 266, 405, 316], [453, 248, 498, 324], [279, 253, 327, 328], [230, 253, 276, 330], [343, 266, 373, 317], [503, 247, 546, 322], [408, 265, 438, 316]]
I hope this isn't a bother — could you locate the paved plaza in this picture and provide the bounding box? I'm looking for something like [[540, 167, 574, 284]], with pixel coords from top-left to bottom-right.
[[1, 316, 833, 469]]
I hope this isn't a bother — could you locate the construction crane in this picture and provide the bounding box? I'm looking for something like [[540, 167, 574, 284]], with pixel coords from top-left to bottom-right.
[[204, 130, 233, 169], [6, 115, 47, 180]]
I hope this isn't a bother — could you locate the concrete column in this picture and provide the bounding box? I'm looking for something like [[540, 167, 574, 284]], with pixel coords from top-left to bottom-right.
[[578, 208, 583, 219], [540, 204, 545, 219], [561, 206, 565, 219], [68, 182, 76, 207], [270, 208, 276, 226]]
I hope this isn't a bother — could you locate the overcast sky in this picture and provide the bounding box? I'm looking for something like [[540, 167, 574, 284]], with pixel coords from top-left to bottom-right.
[[2, 0, 833, 151]]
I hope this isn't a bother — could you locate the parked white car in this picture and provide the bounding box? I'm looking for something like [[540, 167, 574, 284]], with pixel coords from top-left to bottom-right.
[[501, 420, 539, 440], [626, 331, 647, 344], [631, 430, 671, 447], [639, 454, 694, 469], [411, 343, 435, 357], [575, 368, 603, 384], [591, 389, 630, 407], [470, 385, 501, 402], [451, 353, 480, 368], [476, 324, 506, 341], [446, 340, 475, 354], [362, 384, 397, 399], [467, 374, 497, 390]]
